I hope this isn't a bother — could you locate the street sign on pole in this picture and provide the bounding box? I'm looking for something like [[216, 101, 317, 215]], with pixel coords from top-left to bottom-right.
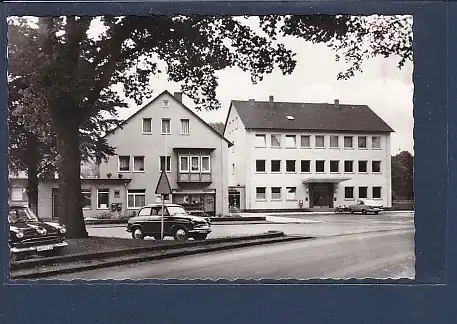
[[155, 170, 172, 240]]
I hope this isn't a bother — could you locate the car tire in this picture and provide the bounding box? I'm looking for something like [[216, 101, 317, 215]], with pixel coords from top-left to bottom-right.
[[132, 227, 144, 240], [350, 210, 355, 214], [193, 234, 207, 241], [374, 211, 379, 215], [173, 227, 188, 241]]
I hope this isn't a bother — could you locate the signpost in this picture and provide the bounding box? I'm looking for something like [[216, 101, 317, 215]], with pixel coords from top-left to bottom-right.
[[155, 170, 173, 240]]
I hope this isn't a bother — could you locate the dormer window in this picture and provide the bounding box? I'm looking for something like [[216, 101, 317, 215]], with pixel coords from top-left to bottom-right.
[[286, 115, 294, 120], [162, 99, 169, 108]]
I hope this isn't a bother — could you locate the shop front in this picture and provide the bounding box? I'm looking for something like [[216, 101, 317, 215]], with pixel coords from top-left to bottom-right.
[[172, 189, 216, 216]]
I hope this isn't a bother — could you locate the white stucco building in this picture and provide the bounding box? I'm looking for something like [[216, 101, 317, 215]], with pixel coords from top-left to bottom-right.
[[224, 96, 394, 212]]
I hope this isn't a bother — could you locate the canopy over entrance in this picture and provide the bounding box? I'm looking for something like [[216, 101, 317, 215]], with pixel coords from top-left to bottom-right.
[[301, 176, 351, 184]]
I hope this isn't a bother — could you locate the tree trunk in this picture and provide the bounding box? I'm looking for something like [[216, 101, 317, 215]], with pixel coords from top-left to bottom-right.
[[23, 134, 39, 216], [55, 121, 88, 238]]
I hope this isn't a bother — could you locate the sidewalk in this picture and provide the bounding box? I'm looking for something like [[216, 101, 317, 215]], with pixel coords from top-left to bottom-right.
[[237, 213, 323, 224]]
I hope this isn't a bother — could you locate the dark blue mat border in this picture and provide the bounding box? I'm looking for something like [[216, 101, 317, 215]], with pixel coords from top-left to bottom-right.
[[0, 1, 454, 323]]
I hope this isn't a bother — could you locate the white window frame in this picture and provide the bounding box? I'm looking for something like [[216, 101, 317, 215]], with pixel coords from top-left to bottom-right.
[[345, 187, 354, 199], [97, 189, 109, 210], [133, 156, 145, 172], [359, 186, 368, 199], [127, 189, 146, 209], [271, 134, 281, 148], [358, 160, 368, 173], [358, 136, 368, 149], [256, 187, 267, 201], [142, 118, 152, 134], [118, 156, 130, 172], [315, 135, 325, 148], [286, 187, 297, 200], [300, 160, 311, 173], [330, 135, 339, 148], [372, 161, 382, 173], [256, 159, 266, 173], [181, 119, 190, 135], [160, 156, 171, 172], [161, 118, 171, 135], [344, 160, 354, 173], [81, 189, 92, 210], [372, 186, 382, 199], [372, 136, 381, 149], [344, 136, 353, 149], [271, 187, 282, 200], [330, 160, 339, 173], [315, 160, 325, 173], [285, 135, 296, 148], [179, 156, 190, 173], [286, 160, 296, 173], [162, 99, 169, 108], [271, 160, 281, 173], [255, 134, 266, 147], [301, 135, 310, 148], [190, 156, 200, 173], [201, 156, 211, 173]]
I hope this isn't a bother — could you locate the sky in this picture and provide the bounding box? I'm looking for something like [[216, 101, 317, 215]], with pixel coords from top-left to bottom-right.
[[109, 19, 414, 156]]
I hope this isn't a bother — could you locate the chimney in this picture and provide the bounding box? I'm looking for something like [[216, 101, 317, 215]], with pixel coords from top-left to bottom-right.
[[334, 99, 340, 108], [174, 92, 183, 102], [269, 95, 274, 108]]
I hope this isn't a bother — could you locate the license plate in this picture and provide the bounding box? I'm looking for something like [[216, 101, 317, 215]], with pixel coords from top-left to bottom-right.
[[37, 245, 53, 251]]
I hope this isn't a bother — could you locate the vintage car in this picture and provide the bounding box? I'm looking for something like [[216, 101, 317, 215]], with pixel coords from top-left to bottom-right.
[[126, 203, 212, 241], [348, 199, 384, 215], [8, 205, 68, 260]]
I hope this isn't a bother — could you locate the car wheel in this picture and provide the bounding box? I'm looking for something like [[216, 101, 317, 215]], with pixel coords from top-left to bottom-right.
[[173, 227, 188, 241], [350, 210, 355, 214], [193, 234, 207, 241], [132, 227, 144, 240], [362, 210, 367, 215], [374, 211, 379, 215]]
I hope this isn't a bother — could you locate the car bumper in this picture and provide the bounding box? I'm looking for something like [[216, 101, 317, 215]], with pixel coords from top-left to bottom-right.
[[11, 241, 68, 253], [188, 228, 212, 234]]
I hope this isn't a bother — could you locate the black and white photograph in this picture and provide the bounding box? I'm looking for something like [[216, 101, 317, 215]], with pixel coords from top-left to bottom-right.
[[7, 14, 414, 280]]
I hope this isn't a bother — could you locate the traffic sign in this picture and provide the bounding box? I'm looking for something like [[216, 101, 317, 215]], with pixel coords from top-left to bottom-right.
[[155, 170, 172, 195]]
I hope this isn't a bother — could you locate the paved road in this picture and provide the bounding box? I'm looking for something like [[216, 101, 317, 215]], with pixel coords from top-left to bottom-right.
[[52, 229, 415, 280], [87, 211, 414, 239]]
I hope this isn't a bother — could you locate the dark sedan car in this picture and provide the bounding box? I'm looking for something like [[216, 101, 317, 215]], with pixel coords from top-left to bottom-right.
[[9, 205, 68, 260], [127, 203, 212, 241]]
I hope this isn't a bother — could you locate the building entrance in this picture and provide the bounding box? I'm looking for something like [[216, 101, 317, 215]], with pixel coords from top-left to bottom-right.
[[309, 183, 334, 208]]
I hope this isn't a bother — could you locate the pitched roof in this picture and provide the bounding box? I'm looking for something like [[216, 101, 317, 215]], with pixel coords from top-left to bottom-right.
[[230, 100, 394, 133], [106, 90, 233, 146]]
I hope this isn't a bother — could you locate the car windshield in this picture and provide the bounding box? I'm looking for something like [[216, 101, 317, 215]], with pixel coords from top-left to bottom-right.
[[167, 206, 188, 216], [8, 207, 39, 223]]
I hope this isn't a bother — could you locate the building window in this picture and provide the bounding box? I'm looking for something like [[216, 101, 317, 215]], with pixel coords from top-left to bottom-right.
[[114, 190, 120, 198], [344, 136, 353, 148], [161, 118, 171, 134], [316, 160, 325, 173], [232, 163, 235, 175], [345, 187, 354, 199], [256, 160, 266, 172], [372, 161, 381, 173], [191, 156, 200, 172], [118, 156, 130, 172], [255, 134, 266, 147], [286, 187, 296, 200], [271, 160, 281, 172], [162, 99, 169, 108], [301, 135, 310, 148], [179, 156, 189, 172], [256, 187, 266, 200], [160, 156, 171, 172], [285, 135, 296, 148], [201, 156, 211, 173], [359, 187, 368, 199], [330, 135, 339, 148], [271, 134, 281, 147], [301, 160, 310, 173], [373, 187, 382, 199], [271, 187, 282, 200], [81, 189, 91, 209], [286, 160, 296, 172], [97, 189, 109, 209], [133, 156, 145, 172], [10, 188, 24, 201], [358, 160, 368, 173], [127, 189, 146, 209], [330, 160, 339, 173], [181, 119, 190, 135], [372, 136, 381, 149], [142, 118, 152, 133], [358, 136, 367, 148], [344, 160, 354, 173], [315, 135, 325, 148]]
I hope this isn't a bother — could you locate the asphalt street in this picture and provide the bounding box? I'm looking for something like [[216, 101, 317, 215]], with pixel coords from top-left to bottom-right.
[[51, 228, 415, 280]]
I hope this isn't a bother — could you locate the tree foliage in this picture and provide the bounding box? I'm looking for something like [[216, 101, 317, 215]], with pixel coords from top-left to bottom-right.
[[391, 151, 414, 200], [259, 15, 412, 79]]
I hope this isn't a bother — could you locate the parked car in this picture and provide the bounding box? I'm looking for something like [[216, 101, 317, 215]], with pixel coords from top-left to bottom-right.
[[8, 205, 68, 261], [126, 203, 212, 241], [348, 199, 384, 215]]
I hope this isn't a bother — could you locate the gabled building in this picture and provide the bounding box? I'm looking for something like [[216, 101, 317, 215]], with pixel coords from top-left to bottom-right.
[[224, 96, 394, 212], [13, 91, 231, 220]]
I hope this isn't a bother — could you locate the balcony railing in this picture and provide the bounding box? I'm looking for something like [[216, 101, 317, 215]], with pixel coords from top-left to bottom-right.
[[177, 172, 212, 183]]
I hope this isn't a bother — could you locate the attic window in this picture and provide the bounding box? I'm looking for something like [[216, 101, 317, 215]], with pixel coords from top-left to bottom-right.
[[286, 115, 294, 120]]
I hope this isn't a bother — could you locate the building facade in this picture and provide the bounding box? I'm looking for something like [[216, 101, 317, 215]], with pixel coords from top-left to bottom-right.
[[11, 91, 231, 220], [224, 97, 394, 212]]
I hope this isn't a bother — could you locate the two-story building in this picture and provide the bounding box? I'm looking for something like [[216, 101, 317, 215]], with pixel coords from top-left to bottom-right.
[[224, 96, 394, 212], [16, 91, 231, 220]]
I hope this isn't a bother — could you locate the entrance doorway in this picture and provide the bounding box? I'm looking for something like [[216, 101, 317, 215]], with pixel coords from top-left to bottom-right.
[[309, 183, 334, 208], [52, 188, 60, 220], [229, 189, 241, 212]]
